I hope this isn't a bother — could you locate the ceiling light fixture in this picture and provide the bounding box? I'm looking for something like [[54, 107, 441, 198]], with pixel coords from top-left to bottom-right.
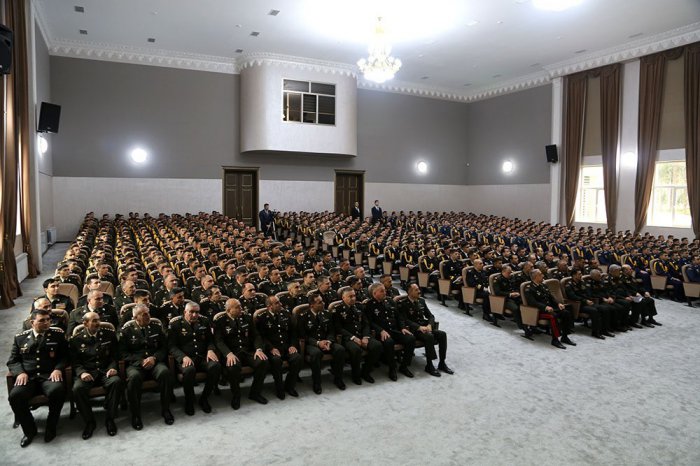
[[532, 0, 583, 11], [416, 161, 428, 174], [357, 17, 402, 84], [130, 147, 148, 164], [502, 160, 514, 174]]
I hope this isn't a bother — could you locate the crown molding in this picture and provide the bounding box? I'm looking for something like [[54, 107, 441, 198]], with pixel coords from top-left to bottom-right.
[[49, 38, 238, 74], [544, 21, 700, 77], [237, 52, 358, 78], [31, 0, 52, 48]]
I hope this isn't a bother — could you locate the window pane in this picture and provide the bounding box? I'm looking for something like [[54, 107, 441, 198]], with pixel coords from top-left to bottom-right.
[[596, 189, 607, 222], [671, 163, 686, 186], [674, 187, 691, 227], [575, 166, 605, 222], [286, 92, 301, 122], [283, 80, 308, 92], [655, 162, 673, 185]]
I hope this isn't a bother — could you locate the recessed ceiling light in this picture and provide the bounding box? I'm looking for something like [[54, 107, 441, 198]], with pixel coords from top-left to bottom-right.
[[530, 62, 541, 67], [502, 160, 514, 174], [533, 0, 583, 11], [515, 0, 529, 4], [421, 76, 429, 80], [574, 49, 587, 54], [235, 49, 244, 53], [629, 32, 644, 39], [235, 24, 242, 28], [496, 20, 504, 24], [268, 9, 280, 16], [463, 83, 472, 87], [492, 74, 502, 78], [417, 53, 424, 58], [74, 6, 84, 13], [466, 20, 479, 26], [130, 147, 148, 164], [79, 29, 87, 35], [416, 161, 428, 174], [250, 31, 260, 37], [150, 11, 158, 15], [147, 38, 156, 43]]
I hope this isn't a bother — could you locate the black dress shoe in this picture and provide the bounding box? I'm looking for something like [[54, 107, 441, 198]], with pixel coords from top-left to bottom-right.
[[82, 421, 96, 440], [551, 339, 566, 349], [649, 319, 662, 326], [231, 396, 241, 410], [13, 420, 20, 429], [132, 416, 143, 430], [20, 433, 35, 448], [388, 368, 398, 381], [286, 388, 299, 397], [631, 323, 643, 329], [602, 331, 615, 337], [249, 394, 268, 405], [44, 428, 56, 443], [162, 410, 174, 425], [334, 378, 346, 390], [198, 398, 212, 413], [276, 389, 286, 400], [592, 334, 606, 340], [362, 373, 375, 384], [641, 321, 654, 328], [561, 336, 577, 346], [399, 367, 414, 378], [437, 363, 454, 375], [352, 376, 362, 385], [185, 403, 195, 416], [105, 419, 117, 436], [313, 383, 322, 394], [425, 365, 441, 377]]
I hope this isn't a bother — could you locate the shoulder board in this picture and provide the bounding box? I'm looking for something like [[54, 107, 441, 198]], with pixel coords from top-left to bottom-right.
[[170, 315, 183, 322], [48, 326, 65, 333], [100, 326, 115, 332], [17, 329, 32, 336], [121, 320, 137, 329]]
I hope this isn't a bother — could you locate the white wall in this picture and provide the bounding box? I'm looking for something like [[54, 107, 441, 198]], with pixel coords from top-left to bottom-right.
[[53, 177, 222, 241], [260, 180, 334, 212], [240, 61, 358, 155]]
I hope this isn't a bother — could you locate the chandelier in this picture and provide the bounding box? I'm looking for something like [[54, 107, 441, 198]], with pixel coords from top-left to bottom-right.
[[357, 17, 402, 83]]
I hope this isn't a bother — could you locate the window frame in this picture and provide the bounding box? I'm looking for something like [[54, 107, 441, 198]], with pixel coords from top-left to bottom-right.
[[282, 79, 336, 126], [575, 163, 607, 224], [647, 159, 691, 228]]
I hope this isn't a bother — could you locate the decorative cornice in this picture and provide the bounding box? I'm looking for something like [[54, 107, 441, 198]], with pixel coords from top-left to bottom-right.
[[31, 0, 52, 49], [49, 38, 238, 74], [544, 21, 700, 77], [237, 52, 357, 78]]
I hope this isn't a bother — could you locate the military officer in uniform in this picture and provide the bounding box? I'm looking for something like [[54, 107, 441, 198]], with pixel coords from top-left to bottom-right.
[[615, 265, 662, 327], [255, 295, 302, 399], [156, 287, 186, 327], [365, 283, 415, 380], [441, 250, 465, 308], [563, 269, 612, 339], [67, 290, 119, 335], [524, 270, 575, 349], [466, 259, 493, 321], [239, 283, 266, 314], [214, 298, 269, 409], [119, 304, 174, 429], [334, 288, 382, 384], [31, 278, 74, 313], [298, 292, 346, 394], [380, 274, 401, 300], [401, 284, 454, 376], [259, 268, 286, 296], [7, 309, 67, 447], [491, 265, 525, 332], [279, 281, 307, 309], [70, 312, 123, 439], [168, 302, 221, 415]]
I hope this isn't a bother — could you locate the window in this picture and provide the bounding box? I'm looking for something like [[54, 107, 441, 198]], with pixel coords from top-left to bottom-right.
[[647, 160, 691, 228], [282, 79, 335, 125], [575, 165, 607, 223]]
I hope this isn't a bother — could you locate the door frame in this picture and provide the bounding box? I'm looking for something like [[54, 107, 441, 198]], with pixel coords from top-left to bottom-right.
[[222, 166, 260, 223], [334, 170, 365, 216]]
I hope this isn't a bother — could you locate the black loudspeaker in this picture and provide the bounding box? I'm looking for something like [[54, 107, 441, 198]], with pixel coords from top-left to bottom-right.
[[38, 102, 61, 133], [545, 144, 559, 163], [0, 24, 12, 75]]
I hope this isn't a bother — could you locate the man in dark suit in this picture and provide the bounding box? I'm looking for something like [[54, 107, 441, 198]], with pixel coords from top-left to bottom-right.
[[351, 202, 361, 219], [259, 203, 275, 237], [371, 200, 383, 224]]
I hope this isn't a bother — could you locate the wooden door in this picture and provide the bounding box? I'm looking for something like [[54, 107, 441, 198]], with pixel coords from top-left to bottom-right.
[[223, 169, 257, 226], [335, 172, 363, 216]]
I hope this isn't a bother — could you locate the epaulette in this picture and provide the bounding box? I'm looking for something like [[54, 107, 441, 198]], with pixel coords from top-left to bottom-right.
[[121, 320, 137, 329], [100, 326, 116, 332], [17, 329, 32, 336], [48, 326, 65, 333], [169, 315, 183, 324]]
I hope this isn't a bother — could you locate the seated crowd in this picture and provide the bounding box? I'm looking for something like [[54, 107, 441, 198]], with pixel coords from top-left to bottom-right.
[[7, 209, 700, 447], [8, 211, 456, 447]]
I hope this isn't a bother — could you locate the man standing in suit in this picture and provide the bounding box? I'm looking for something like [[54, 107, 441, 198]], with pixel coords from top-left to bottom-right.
[[371, 200, 383, 224], [351, 201, 361, 220], [259, 203, 274, 237]]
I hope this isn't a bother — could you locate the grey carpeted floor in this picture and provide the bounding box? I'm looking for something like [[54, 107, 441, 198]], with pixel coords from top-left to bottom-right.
[[0, 243, 699, 466]]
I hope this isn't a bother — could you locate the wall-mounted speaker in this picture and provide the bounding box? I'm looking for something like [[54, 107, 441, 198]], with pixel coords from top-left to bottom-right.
[[0, 24, 12, 75], [38, 102, 61, 133], [545, 144, 558, 163]]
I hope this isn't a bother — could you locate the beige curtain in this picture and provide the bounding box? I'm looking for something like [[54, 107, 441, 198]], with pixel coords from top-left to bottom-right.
[[634, 47, 684, 235], [685, 43, 700, 239], [563, 72, 588, 226], [598, 64, 622, 233]]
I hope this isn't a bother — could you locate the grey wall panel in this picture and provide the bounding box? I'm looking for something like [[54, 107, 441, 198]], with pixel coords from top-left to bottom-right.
[[35, 23, 52, 176], [462, 84, 552, 185], [50, 57, 238, 179], [50, 57, 552, 186]]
